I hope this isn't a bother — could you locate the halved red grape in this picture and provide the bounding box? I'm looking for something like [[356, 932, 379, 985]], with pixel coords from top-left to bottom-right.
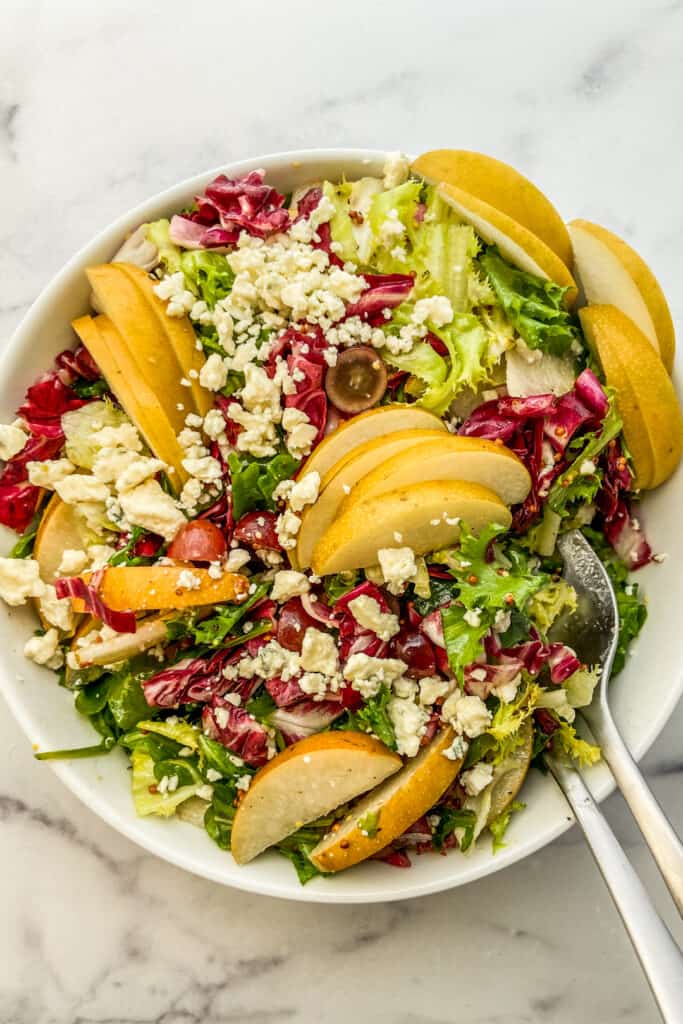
[[233, 510, 281, 550], [390, 628, 437, 678], [276, 597, 319, 652]]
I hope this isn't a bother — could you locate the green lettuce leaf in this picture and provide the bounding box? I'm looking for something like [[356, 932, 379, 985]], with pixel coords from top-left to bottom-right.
[[131, 750, 200, 817], [135, 718, 200, 751], [527, 579, 577, 634], [146, 219, 182, 273], [440, 603, 490, 682], [228, 451, 299, 520], [444, 522, 549, 613], [179, 250, 235, 309], [565, 666, 600, 709], [322, 181, 359, 263], [342, 685, 397, 750], [553, 722, 601, 768], [479, 246, 581, 356], [489, 799, 525, 853], [548, 392, 623, 518]]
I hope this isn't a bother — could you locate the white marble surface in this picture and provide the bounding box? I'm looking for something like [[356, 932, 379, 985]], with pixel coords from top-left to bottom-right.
[[1, 0, 682, 1021]]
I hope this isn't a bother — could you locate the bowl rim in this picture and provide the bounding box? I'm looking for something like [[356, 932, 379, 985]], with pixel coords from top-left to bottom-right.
[[2, 147, 681, 903]]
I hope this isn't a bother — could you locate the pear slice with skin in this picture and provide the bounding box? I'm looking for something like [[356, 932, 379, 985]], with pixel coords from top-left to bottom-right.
[[568, 219, 675, 373], [579, 304, 683, 489], [297, 405, 446, 484], [115, 262, 213, 416], [311, 479, 511, 575], [340, 436, 531, 515], [568, 221, 660, 359], [413, 149, 572, 267], [34, 494, 91, 585], [86, 264, 193, 433], [231, 732, 402, 865], [486, 718, 533, 824], [72, 315, 189, 487], [437, 183, 578, 307], [295, 428, 447, 569], [310, 727, 463, 873], [72, 565, 250, 613]]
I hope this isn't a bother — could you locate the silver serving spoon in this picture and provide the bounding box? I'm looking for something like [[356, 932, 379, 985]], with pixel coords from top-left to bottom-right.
[[544, 530, 683, 1021]]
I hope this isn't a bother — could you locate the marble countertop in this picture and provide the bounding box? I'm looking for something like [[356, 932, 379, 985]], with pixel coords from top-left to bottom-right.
[[1, 0, 682, 1020]]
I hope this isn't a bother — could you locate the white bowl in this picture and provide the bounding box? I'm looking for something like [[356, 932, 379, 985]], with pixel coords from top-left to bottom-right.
[[1, 148, 681, 903]]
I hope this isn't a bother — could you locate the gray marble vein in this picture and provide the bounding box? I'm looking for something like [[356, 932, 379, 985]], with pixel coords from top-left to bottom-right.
[[0, 0, 682, 1021]]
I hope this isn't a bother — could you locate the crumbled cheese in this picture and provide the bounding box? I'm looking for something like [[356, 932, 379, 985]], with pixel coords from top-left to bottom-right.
[[91, 448, 139, 484], [300, 627, 339, 676], [393, 677, 418, 700], [228, 402, 279, 459], [203, 408, 227, 440], [38, 584, 75, 633], [442, 734, 469, 762], [343, 653, 407, 699], [0, 422, 28, 460], [182, 454, 222, 483], [56, 548, 89, 577], [154, 272, 195, 317], [236, 774, 252, 792], [412, 295, 454, 328], [271, 570, 310, 603], [377, 547, 417, 595], [579, 459, 597, 475], [463, 608, 482, 629], [176, 569, 202, 591], [87, 544, 117, 570], [224, 548, 251, 573], [379, 208, 406, 245], [115, 456, 166, 492], [388, 697, 429, 757], [382, 152, 411, 190], [196, 784, 214, 801], [419, 676, 451, 706], [0, 557, 45, 605], [27, 459, 75, 490], [206, 768, 223, 783], [461, 762, 494, 797], [199, 353, 229, 392], [492, 673, 521, 705], [441, 692, 492, 739], [326, 315, 386, 350], [24, 628, 63, 670], [281, 407, 318, 459], [347, 594, 399, 641], [234, 639, 301, 682], [92, 423, 142, 451], [54, 474, 110, 505], [287, 471, 320, 512], [179, 477, 204, 514], [118, 479, 186, 541], [275, 509, 301, 550]]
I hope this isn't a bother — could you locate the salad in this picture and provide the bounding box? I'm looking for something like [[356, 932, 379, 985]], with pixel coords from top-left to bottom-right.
[[1, 149, 681, 883]]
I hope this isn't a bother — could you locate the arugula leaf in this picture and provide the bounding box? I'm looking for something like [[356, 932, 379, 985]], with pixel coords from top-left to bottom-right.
[[479, 246, 581, 356], [412, 576, 458, 616], [432, 807, 477, 852], [228, 451, 299, 520], [276, 841, 322, 885], [198, 733, 255, 781], [343, 685, 397, 750], [204, 781, 238, 850], [8, 510, 42, 559], [489, 799, 525, 853], [497, 607, 532, 647], [246, 689, 278, 723], [323, 571, 362, 604], [581, 527, 647, 675], [191, 584, 270, 648], [107, 526, 161, 567], [357, 810, 380, 838], [70, 377, 110, 400], [106, 665, 156, 730]]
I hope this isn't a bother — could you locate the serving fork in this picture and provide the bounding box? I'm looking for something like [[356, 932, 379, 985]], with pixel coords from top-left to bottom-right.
[[545, 530, 683, 1021]]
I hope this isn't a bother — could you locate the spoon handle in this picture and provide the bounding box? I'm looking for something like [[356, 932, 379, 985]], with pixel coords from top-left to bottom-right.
[[587, 709, 683, 917], [546, 755, 683, 1023]]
